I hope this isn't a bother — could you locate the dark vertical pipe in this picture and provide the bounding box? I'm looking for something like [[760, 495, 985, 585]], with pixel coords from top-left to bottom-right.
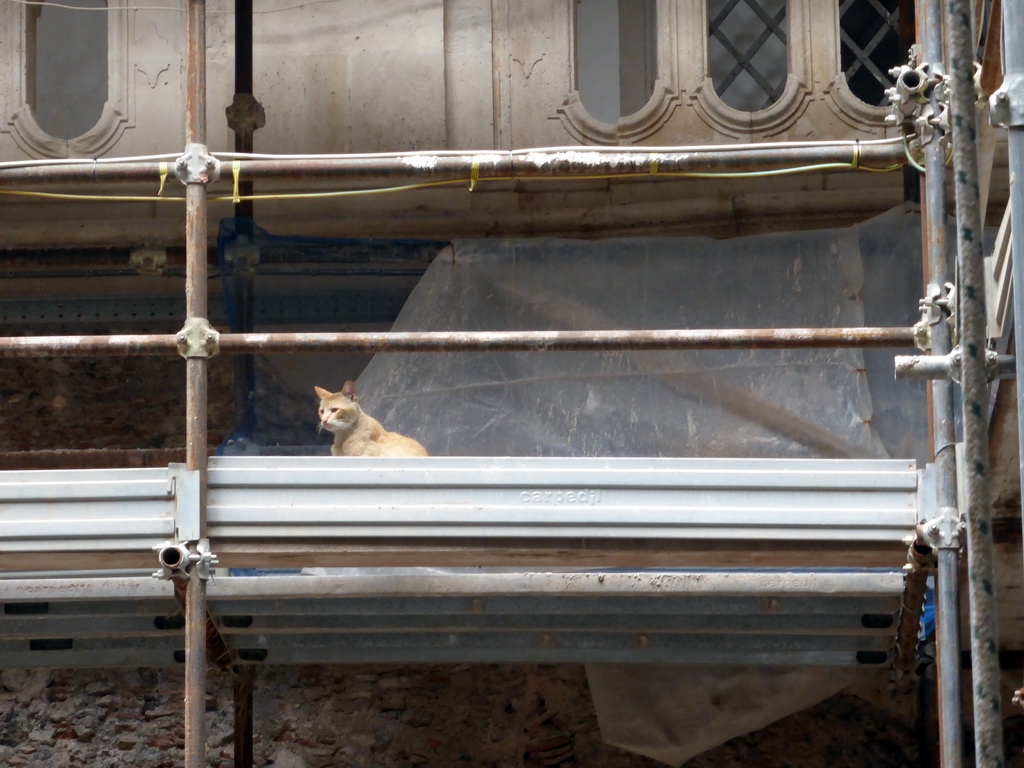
[[184, 0, 209, 764], [901, 0, 921, 205], [916, 0, 964, 763], [232, 0, 256, 445], [234, 0, 254, 219], [233, 667, 255, 768]]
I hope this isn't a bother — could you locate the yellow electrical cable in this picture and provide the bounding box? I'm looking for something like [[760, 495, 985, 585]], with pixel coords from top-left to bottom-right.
[[470, 161, 479, 191], [232, 159, 242, 203], [0, 159, 902, 203], [902, 130, 928, 174], [209, 178, 472, 202], [157, 162, 168, 196]]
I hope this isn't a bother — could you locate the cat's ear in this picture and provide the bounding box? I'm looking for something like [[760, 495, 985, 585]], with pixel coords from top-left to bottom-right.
[[342, 380, 358, 401], [314, 386, 332, 400]]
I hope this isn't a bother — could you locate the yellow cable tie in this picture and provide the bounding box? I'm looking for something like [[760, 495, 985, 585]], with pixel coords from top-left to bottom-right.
[[470, 160, 480, 191], [649, 159, 658, 175], [232, 159, 241, 203], [157, 161, 168, 196], [852, 140, 860, 170]]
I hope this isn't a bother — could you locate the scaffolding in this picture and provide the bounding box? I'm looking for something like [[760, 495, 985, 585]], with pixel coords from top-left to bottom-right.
[[0, 0, 1019, 766]]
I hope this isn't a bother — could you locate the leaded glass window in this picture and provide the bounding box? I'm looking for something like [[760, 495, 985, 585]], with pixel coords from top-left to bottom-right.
[[839, 0, 901, 106], [708, 0, 788, 112]]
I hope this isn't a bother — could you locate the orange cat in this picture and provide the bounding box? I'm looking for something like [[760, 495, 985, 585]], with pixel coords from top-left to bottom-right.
[[314, 381, 428, 457]]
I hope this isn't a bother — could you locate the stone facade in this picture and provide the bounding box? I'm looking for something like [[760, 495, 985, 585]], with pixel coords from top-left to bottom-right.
[[0, 0, 955, 247]]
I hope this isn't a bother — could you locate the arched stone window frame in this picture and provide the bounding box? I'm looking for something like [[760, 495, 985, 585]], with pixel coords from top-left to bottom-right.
[[556, 0, 682, 145], [1, 0, 134, 158], [688, 0, 814, 138], [820, 0, 895, 130]]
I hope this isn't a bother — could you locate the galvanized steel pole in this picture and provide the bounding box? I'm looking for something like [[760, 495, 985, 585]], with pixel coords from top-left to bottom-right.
[[183, 0, 210, 762], [999, 0, 1024, 723], [916, 0, 964, 761], [947, 0, 1005, 761]]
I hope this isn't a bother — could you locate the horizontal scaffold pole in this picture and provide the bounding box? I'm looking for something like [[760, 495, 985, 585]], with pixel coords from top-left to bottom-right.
[[0, 141, 906, 187], [0, 327, 917, 357]]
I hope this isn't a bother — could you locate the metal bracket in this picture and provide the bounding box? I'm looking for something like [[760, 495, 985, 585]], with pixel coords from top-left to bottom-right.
[[947, 347, 1007, 383], [129, 248, 167, 276], [170, 463, 202, 542], [916, 465, 961, 551], [990, 72, 1024, 128], [914, 282, 957, 351], [175, 317, 220, 359], [174, 143, 221, 185], [155, 465, 218, 580]]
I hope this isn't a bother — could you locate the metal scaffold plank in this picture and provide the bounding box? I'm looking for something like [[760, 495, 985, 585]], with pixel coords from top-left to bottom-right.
[[0, 457, 920, 571], [207, 456, 919, 569], [0, 571, 904, 669]]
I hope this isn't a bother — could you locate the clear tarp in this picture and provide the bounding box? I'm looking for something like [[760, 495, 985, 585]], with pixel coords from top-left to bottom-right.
[[354, 207, 925, 462]]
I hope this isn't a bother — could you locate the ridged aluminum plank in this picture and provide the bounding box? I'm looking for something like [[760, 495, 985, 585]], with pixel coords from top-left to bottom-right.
[[207, 457, 918, 543], [0, 468, 174, 555]]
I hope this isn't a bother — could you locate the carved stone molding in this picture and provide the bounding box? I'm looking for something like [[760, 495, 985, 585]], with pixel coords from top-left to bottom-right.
[[689, 0, 814, 139], [557, 82, 682, 145], [689, 77, 814, 139], [1, 1, 133, 158], [822, 73, 891, 133]]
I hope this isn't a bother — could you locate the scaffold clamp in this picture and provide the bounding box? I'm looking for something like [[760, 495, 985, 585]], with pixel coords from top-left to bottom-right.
[[153, 539, 218, 581], [912, 464, 960, 556], [176, 317, 220, 359], [991, 73, 1024, 128], [174, 143, 221, 185], [914, 282, 957, 351]]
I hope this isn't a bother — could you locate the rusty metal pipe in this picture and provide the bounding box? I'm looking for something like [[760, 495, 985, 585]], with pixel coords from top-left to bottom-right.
[[184, 567, 207, 768], [217, 328, 918, 353], [0, 327, 917, 358], [0, 334, 178, 356], [183, 0, 209, 763], [0, 143, 907, 187]]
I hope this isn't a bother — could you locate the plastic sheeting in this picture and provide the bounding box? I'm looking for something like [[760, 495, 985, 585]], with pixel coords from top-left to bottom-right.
[[355, 208, 925, 462]]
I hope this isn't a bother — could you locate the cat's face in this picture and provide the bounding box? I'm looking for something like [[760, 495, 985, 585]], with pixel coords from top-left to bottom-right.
[[315, 387, 360, 433]]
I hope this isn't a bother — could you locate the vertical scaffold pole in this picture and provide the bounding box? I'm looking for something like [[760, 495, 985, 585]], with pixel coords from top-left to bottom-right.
[[184, 0, 210, 763], [947, 0, 1005, 762], [1002, 0, 1024, 732], [917, 0, 963, 763]]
